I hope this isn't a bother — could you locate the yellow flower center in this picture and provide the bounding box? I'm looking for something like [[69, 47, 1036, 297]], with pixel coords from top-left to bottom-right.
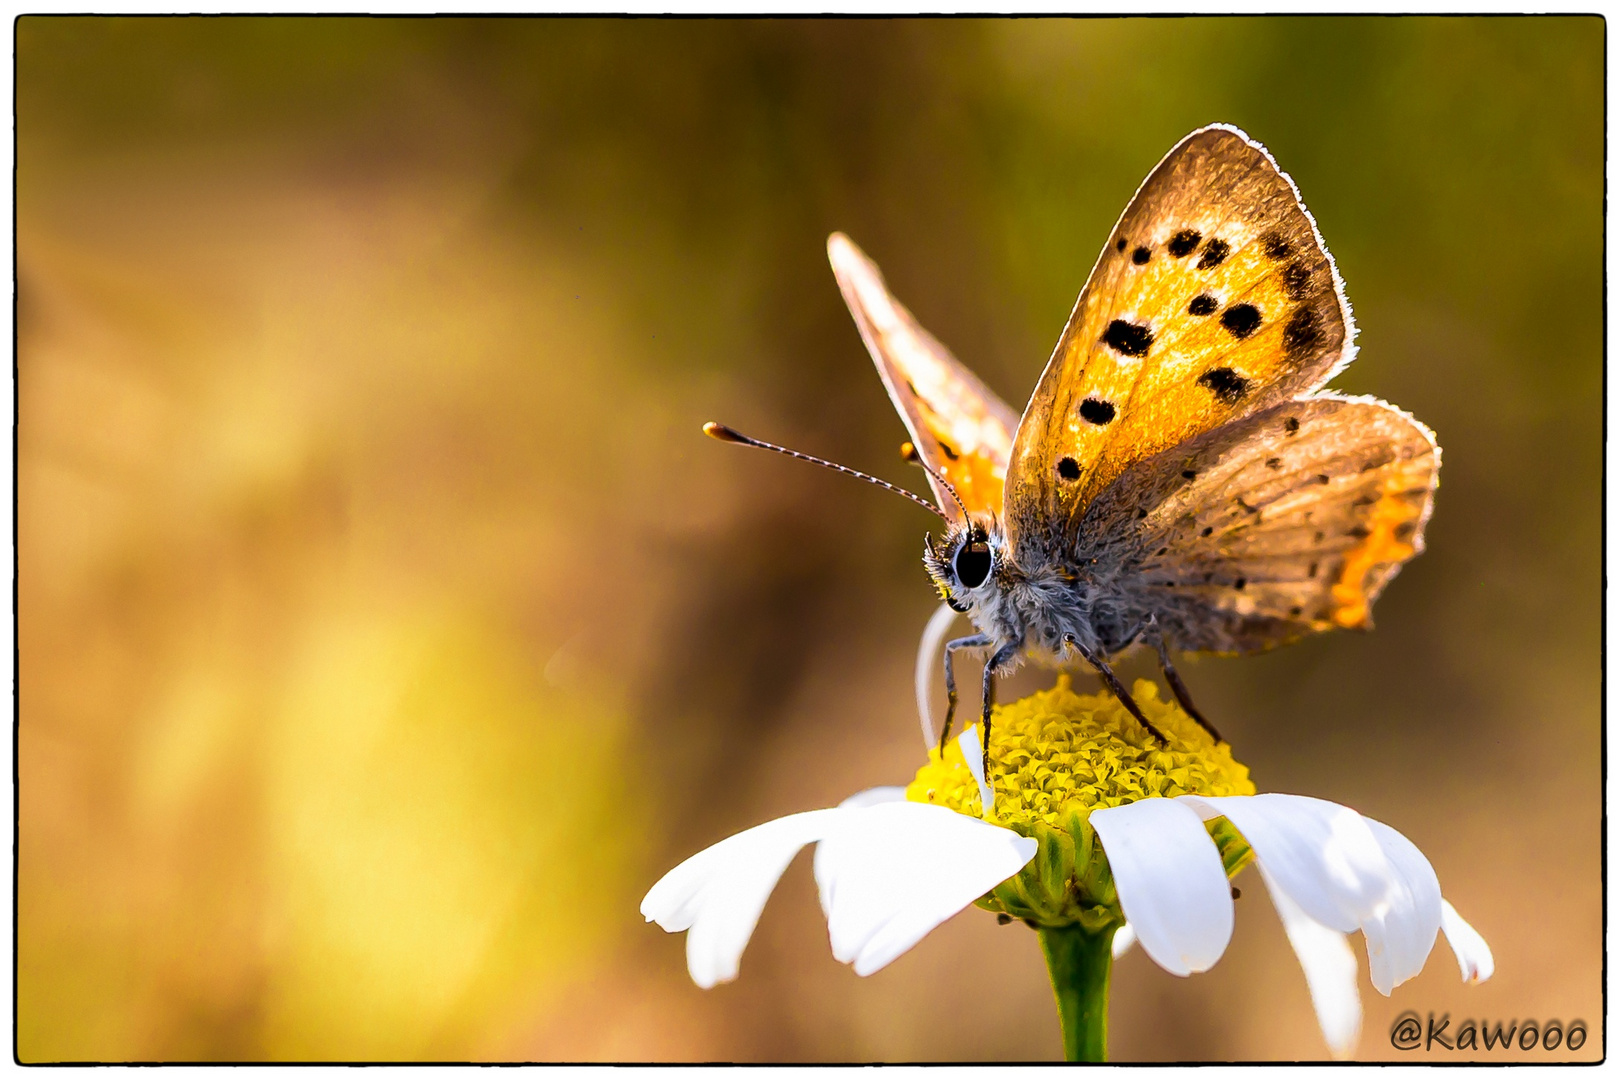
[[907, 675, 1255, 822], [905, 676, 1257, 930]]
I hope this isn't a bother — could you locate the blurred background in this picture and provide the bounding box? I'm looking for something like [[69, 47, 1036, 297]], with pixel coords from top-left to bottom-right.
[[17, 16, 1601, 1062]]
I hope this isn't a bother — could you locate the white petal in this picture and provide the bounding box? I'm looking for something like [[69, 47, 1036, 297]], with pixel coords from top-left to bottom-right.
[[1178, 794, 1392, 935], [1360, 817, 1444, 994], [813, 800, 1035, 976], [814, 788, 906, 917], [1262, 866, 1362, 1059], [1091, 799, 1234, 975], [916, 602, 960, 749], [958, 724, 993, 815], [641, 809, 842, 988], [1439, 898, 1495, 984], [1111, 923, 1137, 959]]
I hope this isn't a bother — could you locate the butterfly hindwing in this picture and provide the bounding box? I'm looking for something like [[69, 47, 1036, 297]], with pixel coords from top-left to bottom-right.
[[1006, 125, 1354, 557], [1077, 395, 1438, 653], [828, 233, 1017, 521]]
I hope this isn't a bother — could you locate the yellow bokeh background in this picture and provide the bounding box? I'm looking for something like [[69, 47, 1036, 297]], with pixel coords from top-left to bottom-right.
[[18, 17, 1601, 1061]]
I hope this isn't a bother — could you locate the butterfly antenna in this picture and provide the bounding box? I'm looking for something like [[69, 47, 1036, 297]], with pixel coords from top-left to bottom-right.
[[899, 441, 968, 520], [704, 422, 946, 520]]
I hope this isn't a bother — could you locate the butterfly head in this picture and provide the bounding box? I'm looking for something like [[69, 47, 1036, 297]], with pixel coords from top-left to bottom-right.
[[925, 518, 1006, 613]]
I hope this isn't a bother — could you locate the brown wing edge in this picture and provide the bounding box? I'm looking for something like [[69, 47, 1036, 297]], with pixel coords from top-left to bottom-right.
[[1215, 124, 1362, 394]]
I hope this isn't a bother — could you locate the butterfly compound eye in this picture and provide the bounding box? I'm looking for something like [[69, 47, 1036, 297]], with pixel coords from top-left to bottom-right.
[[954, 541, 993, 589]]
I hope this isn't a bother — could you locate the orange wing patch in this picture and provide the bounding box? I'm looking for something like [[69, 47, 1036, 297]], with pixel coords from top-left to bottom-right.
[[828, 233, 1018, 521], [1329, 461, 1434, 629], [1076, 219, 1344, 505]]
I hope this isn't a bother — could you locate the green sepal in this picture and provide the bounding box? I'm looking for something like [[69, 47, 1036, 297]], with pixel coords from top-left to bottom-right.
[[975, 802, 1251, 930]]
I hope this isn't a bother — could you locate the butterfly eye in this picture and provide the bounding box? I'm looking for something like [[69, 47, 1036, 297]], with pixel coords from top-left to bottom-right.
[[954, 541, 993, 589]]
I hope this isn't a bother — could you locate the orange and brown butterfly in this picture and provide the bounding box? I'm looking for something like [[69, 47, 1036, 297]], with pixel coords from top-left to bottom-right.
[[705, 124, 1438, 764]]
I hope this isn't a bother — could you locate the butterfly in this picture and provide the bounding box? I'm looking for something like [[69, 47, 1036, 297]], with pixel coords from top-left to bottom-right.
[[706, 124, 1438, 767]]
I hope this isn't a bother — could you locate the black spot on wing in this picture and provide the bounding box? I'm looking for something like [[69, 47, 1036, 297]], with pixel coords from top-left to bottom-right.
[[1131, 246, 1152, 265], [1115, 237, 1127, 253], [1057, 456, 1081, 481], [1168, 229, 1201, 257], [1260, 232, 1293, 260], [1198, 238, 1230, 269], [1284, 416, 1300, 434], [1197, 367, 1250, 405], [1265, 457, 1281, 469], [1220, 303, 1262, 339], [937, 441, 960, 460], [1283, 307, 1323, 358], [1188, 294, 1217, 316], [1181, 469, 1198, 480], [1280, 261, 1311, 301], [1078, 397, 1116, 425], [1102, 319, 1153, 357]]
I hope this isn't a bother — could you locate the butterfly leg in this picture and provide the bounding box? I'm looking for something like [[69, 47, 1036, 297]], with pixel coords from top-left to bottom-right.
[[939, 634, 992, 756], [1146, 616, 1224, 743], [1064, 634, 1168, 746], [978, 642, 1021, 780]]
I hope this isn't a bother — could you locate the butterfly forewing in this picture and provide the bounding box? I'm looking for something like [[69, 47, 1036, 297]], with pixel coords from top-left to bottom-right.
[[1077, 396, 1438, 653], [1006, 125, 1353, 556], [828, 233, 1018, 521]]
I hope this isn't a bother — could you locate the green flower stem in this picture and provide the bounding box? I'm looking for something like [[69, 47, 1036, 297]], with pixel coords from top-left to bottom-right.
[[1038, 923, 1115, 1062]]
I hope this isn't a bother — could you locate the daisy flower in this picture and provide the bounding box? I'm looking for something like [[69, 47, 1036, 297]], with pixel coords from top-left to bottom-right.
[[642, 676, 1492, 1061]]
